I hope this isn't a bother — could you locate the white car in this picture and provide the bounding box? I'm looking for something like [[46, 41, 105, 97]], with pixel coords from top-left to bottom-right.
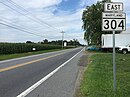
[[118, 44, 130, 54]]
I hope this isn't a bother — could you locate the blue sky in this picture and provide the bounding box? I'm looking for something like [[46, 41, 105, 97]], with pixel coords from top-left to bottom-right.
[[56, 0, 81, 12], [0, 0, 129, 44]]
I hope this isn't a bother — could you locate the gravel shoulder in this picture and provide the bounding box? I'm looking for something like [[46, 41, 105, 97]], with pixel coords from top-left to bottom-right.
[[74, 51, 92, 97], [25, 48, 86, 97]]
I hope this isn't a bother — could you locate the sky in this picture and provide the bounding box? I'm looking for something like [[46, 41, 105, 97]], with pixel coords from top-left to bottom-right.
[[0, 0, 130, 44]]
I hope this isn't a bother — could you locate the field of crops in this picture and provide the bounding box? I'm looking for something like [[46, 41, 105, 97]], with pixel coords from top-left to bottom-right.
[[0, 43, 63, 54]]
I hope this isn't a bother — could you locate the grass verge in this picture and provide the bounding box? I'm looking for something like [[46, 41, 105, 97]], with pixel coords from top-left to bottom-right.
[[79, 53, 130, 97], [0, 49, 63, 61]]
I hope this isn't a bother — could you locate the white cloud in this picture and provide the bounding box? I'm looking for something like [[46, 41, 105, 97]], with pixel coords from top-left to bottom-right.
[[13, 0, 62, 8], [0, 0, 129, 44]]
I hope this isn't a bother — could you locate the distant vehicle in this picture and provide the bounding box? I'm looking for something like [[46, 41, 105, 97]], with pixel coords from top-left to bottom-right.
[[118, 44, 130, 54], [86, 45, 100, 51], [101, 33, 130, 53]]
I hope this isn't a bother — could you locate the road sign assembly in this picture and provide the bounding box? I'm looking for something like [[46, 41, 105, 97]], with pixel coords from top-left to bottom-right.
[[102, 2, 126, 92]]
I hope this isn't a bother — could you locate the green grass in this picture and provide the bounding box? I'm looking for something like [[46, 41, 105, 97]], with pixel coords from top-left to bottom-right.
[[0, 49, 63, 61], [79, 53, 130, 97]]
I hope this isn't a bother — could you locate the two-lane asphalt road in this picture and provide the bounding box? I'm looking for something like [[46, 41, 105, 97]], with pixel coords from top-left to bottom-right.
[[0, 47, 83, 97]]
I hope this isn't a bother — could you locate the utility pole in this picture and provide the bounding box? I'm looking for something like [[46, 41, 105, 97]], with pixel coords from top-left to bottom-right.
[[61, 31, 65, 49]]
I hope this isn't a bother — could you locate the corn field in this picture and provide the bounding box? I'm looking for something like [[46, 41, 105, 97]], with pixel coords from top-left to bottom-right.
[[0, 43, 63, 55]]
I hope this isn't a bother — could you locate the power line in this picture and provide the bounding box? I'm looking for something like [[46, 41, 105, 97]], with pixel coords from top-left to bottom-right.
[[7, 0, 60, 31], [7, 0, 28, 13], [2, 1, 43, 26], [0, 19, 60, 40], [0, 21, 44, 37], [0, 1, 63, 40], [0, 1, 43, 26], [0, 18, 37, 32], [0, 0, 60, 31], [0, 16, 53, 34]]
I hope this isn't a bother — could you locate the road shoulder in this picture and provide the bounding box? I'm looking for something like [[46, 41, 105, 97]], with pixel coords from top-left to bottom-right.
[[24, 48, 85, 97], [74, 51, 92, 97]]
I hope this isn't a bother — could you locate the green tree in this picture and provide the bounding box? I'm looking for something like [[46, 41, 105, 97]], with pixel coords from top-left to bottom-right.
[[26, 41, 33, 43], [82, 0, 111, 46], [43, 39, 49, 44]]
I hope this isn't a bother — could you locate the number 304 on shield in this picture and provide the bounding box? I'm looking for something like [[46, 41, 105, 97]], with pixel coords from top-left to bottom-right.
[[102, 19, 126, 31]]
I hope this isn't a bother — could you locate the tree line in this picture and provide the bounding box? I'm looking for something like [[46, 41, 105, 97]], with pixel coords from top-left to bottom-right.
[[26, 39, 82, 46], [82, 0, 113, 46]]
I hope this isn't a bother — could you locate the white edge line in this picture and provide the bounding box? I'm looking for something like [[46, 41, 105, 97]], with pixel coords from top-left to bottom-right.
[[17, 48, 84, 97]]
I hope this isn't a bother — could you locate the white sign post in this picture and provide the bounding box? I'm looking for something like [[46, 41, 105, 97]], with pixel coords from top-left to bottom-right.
[[102, 2, 126, 92]]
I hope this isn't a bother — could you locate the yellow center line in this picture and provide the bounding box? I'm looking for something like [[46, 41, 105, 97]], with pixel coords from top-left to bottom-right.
[[0, 52, 66, 73]]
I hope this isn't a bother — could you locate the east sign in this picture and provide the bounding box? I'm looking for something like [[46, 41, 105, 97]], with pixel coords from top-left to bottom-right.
[[104, 2, 123, 12]]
